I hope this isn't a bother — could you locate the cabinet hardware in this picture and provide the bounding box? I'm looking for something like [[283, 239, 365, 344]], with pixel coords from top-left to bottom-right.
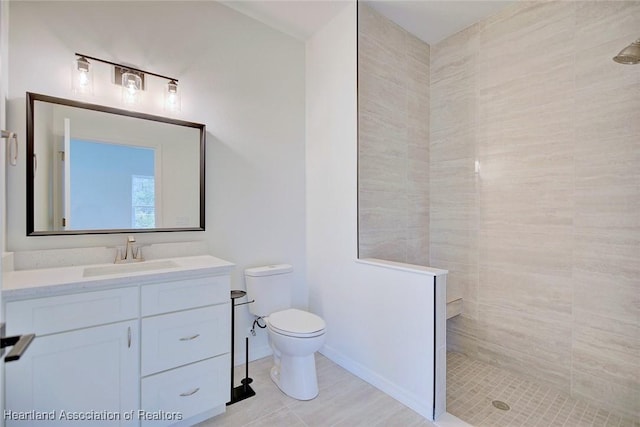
[[127, 327, 131, 348], [0, 323, 35, 362], [179, 334, 200, 341], [179, 387, 200, 397]]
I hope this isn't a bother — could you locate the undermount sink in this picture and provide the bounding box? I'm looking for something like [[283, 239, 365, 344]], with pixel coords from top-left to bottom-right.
[[83, 260, 179, 277]]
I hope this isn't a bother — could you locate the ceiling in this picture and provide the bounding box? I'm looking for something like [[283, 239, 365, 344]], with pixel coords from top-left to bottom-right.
[[365, 1, 514, 44], [222, 0, 515, 45], [220, 1, 351, 40]]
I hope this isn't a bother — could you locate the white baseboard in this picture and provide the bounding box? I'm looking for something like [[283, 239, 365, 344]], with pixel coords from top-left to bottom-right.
[[435, 412, 473, 427], [320, 344, 433, 420]]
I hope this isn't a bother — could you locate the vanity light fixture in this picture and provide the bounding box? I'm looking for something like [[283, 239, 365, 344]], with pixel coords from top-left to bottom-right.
[[165, 80, 181, 112], [72, 55, 93, 95], [122, 71, 143, 105], [72, 53, 180, 110]]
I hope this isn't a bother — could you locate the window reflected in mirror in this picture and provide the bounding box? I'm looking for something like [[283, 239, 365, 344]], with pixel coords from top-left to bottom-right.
[[67, 140, 156, 230]]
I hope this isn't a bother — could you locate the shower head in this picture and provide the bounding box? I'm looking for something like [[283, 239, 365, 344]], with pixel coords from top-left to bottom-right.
[[613, 39, 640, 65]]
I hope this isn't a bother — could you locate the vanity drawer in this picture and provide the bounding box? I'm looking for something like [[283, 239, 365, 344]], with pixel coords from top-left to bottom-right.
[[5, 287, 138, 336], [141, 354, 229, 427], [141, 304, 230, 376], [141, 275, 229, 316]]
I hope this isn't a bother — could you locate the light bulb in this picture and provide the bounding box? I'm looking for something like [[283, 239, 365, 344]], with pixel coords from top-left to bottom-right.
[[72, 56, 93, 95], [164, 80, 181, 112], [122, 72, 142, 105]]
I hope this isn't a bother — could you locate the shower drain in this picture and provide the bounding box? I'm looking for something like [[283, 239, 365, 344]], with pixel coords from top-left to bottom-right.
[[492, 400, 510, 411]]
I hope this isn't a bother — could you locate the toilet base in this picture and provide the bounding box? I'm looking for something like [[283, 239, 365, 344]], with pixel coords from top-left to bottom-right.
[[270, 352, 319, 400]]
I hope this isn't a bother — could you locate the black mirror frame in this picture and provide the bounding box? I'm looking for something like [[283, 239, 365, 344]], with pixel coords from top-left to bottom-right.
[[26, 92, 206, 236]]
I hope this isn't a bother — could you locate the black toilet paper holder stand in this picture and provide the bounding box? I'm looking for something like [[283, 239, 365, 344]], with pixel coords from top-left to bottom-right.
[[227, 290, 256, 405]]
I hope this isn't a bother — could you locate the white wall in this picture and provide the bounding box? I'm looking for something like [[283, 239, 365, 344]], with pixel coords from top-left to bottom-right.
[[1, 0, 9, 253], [6, 1, 307, 361], [0, 0, 10, 417], [306, 4, 437, 419]]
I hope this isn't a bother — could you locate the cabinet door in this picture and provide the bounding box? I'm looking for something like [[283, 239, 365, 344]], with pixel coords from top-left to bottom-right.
[[5, 321, 139, 426]]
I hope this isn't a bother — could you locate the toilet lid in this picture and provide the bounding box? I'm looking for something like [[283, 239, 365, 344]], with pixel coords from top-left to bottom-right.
[[268, 308, 326, 337]]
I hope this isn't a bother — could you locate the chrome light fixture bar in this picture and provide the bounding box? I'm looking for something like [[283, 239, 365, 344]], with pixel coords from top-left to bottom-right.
[[73, 53, 182, 111], [75, 53, 178, 84]]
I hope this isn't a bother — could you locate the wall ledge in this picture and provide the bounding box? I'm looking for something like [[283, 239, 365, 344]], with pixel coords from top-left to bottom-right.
[[356, 258, 448, 277]]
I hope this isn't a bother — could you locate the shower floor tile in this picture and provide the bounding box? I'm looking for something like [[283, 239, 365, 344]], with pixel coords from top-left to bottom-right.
[[447, 351, 639, 427]]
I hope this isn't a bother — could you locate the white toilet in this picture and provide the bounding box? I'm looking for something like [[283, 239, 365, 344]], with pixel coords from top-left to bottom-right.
[[245, 264, 326, 400]]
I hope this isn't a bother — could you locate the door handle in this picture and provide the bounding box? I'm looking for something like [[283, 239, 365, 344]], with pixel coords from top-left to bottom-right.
[[0, 323, 35, 362], [1, 334, 35, 362]]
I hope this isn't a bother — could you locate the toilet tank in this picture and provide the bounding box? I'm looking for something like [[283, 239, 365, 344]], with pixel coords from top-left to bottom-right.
[[244, 264, 293, 317]]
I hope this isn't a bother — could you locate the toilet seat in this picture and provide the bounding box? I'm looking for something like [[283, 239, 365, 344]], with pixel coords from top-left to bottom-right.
[[267, 308, 326, 338]]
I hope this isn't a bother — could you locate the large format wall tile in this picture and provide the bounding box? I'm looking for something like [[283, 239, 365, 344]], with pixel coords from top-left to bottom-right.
[[358, 4, 430, 264], [433, 0, 640, 420], [360, 0, 638, 418], [572, 1, 640, 419], [430, 22, 479, 337]]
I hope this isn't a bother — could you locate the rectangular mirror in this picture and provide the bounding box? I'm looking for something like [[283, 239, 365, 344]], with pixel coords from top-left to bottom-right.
[[26, 92, 205, 235]]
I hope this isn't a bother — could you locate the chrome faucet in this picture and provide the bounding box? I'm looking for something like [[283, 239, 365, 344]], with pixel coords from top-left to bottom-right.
[[125, 236, 136, 261], [115, 236, 143, 263]]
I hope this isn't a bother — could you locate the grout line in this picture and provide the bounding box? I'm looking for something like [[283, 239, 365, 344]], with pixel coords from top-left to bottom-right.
[[447, 351, 640, 427], [290, 409, 310, 427]]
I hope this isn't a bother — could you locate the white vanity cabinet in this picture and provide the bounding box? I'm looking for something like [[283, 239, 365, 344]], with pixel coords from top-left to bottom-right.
[[4, 288, 139, 427], [2, 256, 233, 427], [139, 276, 230, 427]]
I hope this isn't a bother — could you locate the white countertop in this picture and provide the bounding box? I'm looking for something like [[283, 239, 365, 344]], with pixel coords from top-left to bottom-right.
[[3, 255, 235, 301]]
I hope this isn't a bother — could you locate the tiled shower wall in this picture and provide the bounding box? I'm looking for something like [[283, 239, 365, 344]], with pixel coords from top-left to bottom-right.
[[431, 1, 640, 420], [357, 4, 430, 265]]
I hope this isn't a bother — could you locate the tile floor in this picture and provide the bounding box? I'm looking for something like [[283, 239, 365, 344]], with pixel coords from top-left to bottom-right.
[[196, 353, 435, 427], [197, 350, 639, 427], [446, 351, 640, 427]]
